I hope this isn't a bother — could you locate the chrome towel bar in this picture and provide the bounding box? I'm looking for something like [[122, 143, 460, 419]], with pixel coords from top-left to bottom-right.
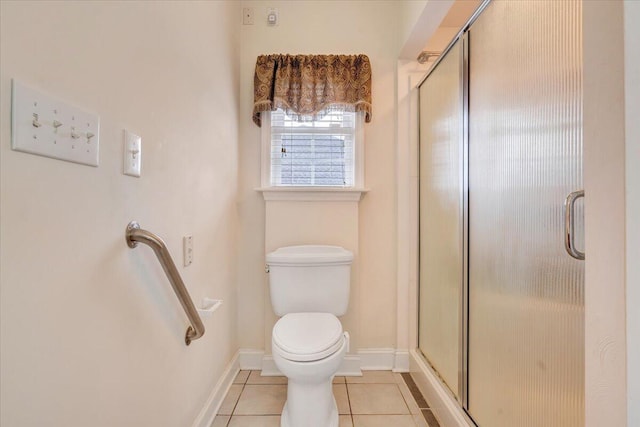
[[126, 221, 205, 345]]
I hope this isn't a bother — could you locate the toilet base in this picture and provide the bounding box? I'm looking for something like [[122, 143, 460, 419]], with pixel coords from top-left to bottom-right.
[[273, 331, 348, 427], [280, 381, 339, 427]]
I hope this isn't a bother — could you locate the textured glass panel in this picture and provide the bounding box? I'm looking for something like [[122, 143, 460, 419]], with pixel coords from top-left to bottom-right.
[[418, 40, 462, 399], [467, 1, 584, 426]]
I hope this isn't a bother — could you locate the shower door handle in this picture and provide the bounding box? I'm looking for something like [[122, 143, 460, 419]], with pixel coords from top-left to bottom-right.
[[564, 190, 585, 260]]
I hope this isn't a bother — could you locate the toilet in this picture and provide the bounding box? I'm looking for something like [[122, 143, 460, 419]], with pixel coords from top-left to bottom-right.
[[266, 245, 353, 427]]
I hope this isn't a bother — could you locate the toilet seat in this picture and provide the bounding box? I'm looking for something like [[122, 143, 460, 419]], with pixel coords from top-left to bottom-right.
[[273, 313, 344, 362]]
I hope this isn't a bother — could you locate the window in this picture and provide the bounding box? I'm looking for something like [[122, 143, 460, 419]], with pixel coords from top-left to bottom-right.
[[253, 54, 371, 198], [261, 108, 364, 189]]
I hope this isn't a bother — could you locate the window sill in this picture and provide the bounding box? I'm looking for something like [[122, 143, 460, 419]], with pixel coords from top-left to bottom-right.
[[256, 187, 369, 202]]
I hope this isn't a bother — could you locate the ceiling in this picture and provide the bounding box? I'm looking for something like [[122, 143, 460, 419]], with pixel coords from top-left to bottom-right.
[[422, 0, 482, 56]]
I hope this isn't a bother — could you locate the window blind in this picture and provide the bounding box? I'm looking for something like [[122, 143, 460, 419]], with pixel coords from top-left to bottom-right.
[[270, 109, 355, 187]]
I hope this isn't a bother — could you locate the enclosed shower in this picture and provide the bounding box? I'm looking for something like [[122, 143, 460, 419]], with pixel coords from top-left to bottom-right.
[[417, 1, 585, 425]]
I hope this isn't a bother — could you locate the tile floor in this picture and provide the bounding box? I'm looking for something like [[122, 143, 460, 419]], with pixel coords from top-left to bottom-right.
[[212, 370, 440, 427]]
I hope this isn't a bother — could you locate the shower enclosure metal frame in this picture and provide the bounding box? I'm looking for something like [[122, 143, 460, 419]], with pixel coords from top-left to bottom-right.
[[417, 0, 584, 424], [416, 0, 488, 411]]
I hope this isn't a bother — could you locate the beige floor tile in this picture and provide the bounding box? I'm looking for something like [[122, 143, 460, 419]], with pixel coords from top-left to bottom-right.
[[339, 415, 354, 427], [233, 385, 287, 415], [346, 370, 397, 384], [413, 413, 429, 427], [246, 370, 288, 385], [211, 415, 230, 427], [218, 384, 244, 415], [352, 415, 417, 427], [333, 376, 346, 384], [348, 384, 410, 415], [227, 415, 281, 427], [396, 378, 421, 415], [234, 370, 250, 384], [333, 383, 351, 414], [393, 372, 407, 384]]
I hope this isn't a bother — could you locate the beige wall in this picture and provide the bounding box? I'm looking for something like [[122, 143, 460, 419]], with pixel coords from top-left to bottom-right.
[[0, 2, 240, 426], [624, 1, 640, 424], [237, 1, 400, 354], [584, 1, 627, 426], [398, 0, 429, 54], [398, 0, 454, 60]]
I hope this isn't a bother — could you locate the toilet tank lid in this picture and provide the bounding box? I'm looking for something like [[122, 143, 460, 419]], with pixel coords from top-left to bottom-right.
[[266, 245, 353, 265]]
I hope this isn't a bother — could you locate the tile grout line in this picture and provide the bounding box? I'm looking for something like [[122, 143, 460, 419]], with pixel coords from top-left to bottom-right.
[[229, 383, 245, 417], [394, 381, 416, 416], [226, 370, 251, 425], [342, 376, 354, 426]]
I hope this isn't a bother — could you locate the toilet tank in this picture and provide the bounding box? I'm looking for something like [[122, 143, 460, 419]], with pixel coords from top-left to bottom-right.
[[266, 245, 353, 316]]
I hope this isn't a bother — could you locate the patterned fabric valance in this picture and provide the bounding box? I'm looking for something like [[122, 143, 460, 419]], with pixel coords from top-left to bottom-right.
[[252, 54, 372, 127]]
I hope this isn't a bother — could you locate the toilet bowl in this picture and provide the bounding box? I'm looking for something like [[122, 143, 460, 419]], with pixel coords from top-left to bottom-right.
[[272, 313, 349, 427], [265, 245, 353, 427]]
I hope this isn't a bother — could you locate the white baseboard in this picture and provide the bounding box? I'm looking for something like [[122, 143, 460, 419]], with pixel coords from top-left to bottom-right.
[[393, 350, 410, 373], [259, 354, 363, 376], [260, 355, 280, 376], [240, 348, 408, 376], [191, 351, 240, 427], [358, 348, 396, 370], [409, 349, 474, 427], [238, 349, 264, 370], [337, 355, 362, 376]]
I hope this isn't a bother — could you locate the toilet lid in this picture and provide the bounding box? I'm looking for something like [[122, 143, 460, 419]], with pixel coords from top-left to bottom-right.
[[272, 313, 344, 362]]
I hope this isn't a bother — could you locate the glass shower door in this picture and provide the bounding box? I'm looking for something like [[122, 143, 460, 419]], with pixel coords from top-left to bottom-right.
[[418, 40, 463, 400], [467, 1, 584, 426]]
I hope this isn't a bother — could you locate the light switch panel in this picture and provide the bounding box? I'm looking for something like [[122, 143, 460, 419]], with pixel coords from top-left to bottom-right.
[[123, 130, 141, 177], [11, 80, 100, 166]]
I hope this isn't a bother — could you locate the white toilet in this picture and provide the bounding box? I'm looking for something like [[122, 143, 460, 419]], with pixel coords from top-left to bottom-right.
[[266, 245, 353, 427]]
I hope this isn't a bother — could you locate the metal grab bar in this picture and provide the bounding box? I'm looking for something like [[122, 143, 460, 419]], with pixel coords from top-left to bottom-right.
[[564, 190, 585, 260], [126, 221, 205, 345]]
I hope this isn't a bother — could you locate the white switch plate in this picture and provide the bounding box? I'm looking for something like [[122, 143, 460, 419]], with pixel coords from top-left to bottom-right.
[[123, 130, 141, 177], [183, 235, 193, 267], [11, 80, 100, 166]]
